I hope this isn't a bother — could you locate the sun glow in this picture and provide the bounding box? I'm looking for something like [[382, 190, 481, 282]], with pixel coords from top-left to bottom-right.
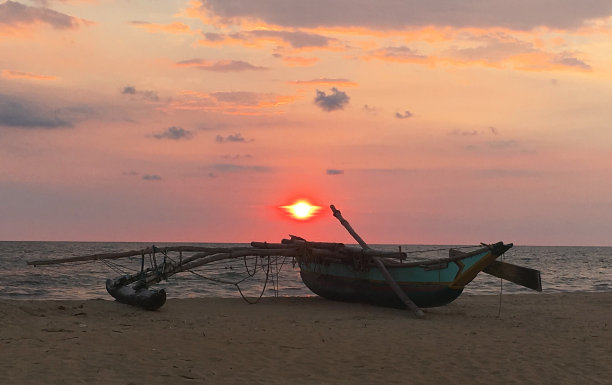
[[281, 200, 321, 220]]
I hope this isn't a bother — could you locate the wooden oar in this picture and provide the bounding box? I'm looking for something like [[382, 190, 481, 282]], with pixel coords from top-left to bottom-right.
[[330, 205, 425, 318], [484, 260, 542, 291], [450, 249, 542, 291]]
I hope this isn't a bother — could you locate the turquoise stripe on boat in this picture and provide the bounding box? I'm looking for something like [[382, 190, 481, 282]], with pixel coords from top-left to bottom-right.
[[300, 249, 491, 285]]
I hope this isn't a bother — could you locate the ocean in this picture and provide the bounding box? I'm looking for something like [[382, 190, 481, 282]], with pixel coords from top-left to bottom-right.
[[1, 241, 610, 301]]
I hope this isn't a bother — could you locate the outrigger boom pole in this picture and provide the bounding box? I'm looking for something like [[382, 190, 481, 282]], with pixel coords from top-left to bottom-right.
[[330, 205, 425, 318]]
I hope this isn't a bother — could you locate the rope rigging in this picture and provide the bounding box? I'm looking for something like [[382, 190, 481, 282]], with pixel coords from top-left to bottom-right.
[[40, 242, 495, 307]]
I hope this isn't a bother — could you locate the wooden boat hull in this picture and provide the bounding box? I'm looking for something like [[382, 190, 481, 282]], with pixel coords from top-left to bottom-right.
[[105, 279, 166, 311], [299, 242, 512, 308]]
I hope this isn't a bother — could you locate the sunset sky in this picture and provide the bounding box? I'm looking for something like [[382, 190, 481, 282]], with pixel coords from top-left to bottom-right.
[[1, 0, 611, 246]]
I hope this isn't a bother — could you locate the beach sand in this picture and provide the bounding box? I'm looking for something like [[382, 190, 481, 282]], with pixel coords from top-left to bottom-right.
[[1, 292, 610, 385]]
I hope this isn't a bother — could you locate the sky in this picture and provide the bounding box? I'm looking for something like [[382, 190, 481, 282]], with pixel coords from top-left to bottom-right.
[[1, 0, 611, 246]]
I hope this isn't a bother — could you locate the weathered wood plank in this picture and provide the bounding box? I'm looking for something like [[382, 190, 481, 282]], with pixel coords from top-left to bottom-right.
[[484, 260, 542, 291]]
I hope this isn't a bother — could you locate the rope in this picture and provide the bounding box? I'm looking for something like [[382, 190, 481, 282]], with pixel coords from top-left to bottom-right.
[[236, 256, 271, 304], [497, 253, 504, 318], [185, 255, 274, 304]]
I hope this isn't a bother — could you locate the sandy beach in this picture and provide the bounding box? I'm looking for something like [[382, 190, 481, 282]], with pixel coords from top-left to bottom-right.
[[1, 292, 610, 385]]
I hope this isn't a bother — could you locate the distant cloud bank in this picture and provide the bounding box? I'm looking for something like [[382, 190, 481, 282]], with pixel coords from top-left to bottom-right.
[[197, 0, 612, 30], [0, 94, 71, 129]]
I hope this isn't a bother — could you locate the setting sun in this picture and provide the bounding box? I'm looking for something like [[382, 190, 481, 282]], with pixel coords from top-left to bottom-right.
[[281, 200, 322, 220]]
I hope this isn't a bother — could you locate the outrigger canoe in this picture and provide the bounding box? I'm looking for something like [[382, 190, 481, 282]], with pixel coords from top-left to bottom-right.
[[27, 205, 541, 316], [298, 242, 513, 308]]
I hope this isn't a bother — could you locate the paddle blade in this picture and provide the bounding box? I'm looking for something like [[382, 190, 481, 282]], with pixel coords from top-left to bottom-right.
[[484, 260, 542, 291]]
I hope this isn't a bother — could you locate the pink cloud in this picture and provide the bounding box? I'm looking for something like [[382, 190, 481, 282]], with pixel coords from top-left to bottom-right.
[[175, 58, 267, 71], [1, 69, 57, 80], [289, 78, 358, 87], [195, 0, 612, 31], [279, 55, 319, 66], [0, 1, 88, 32], [169, 90, 296, 115], [130, 21, 194, 35]]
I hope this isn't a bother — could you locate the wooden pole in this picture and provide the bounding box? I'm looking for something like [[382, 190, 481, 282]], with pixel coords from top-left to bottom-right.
[[329, 205, 424, 318], [26, 246, 251, 266]]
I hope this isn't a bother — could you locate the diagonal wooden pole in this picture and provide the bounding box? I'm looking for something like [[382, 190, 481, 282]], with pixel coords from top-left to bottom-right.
[[330, 205, 424, 318]]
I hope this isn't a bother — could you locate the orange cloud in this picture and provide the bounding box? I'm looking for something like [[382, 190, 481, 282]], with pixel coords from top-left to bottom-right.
[[288, 78, 358, 87], [359, 28, 593, 73], [198, 29, 341, 54], [508, 52, 592, 72], [168, 90, 296, 115], [175, 58, 267, 71], [365, 46, 432, 65], [130, 21, 194, 34], [1, 69, 57, 81], [280, 56, 319, 67]]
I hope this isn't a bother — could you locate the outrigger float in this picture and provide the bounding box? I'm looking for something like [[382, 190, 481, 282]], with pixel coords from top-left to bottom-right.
[[27, 205, 541, 317]]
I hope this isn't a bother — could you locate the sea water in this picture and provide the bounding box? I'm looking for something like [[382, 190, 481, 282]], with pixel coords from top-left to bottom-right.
[[0, 241, 610, 300]]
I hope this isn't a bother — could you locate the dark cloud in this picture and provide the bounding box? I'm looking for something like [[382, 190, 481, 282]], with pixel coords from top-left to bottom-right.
[[244, 30, 332, 48], [152, 126, 193, 140], [395, 110, 413, 119], [212, 163, 271, 173], [176, 59, 267, 72], [326, 169, 344, 175], [199, 0, 612, 31], [362, 104, 378, 114], [121, 86, 159, 102], [142, 174, 162, 181], [0, 94, 71, 129], [201, 29, 333, 48], [376, 46, 427, 61], [122, 86, 136, 95], [222, 154, 253, 159], [215, 133, 252, 143], [0, 0, 83, 30], [489, 126, 498, 135], [314, 88, 349, 111], [202, 32, 225, 42], [450, 129, 479, 136], [211, 91, 270, 105], [551, 52, 592, 71]]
